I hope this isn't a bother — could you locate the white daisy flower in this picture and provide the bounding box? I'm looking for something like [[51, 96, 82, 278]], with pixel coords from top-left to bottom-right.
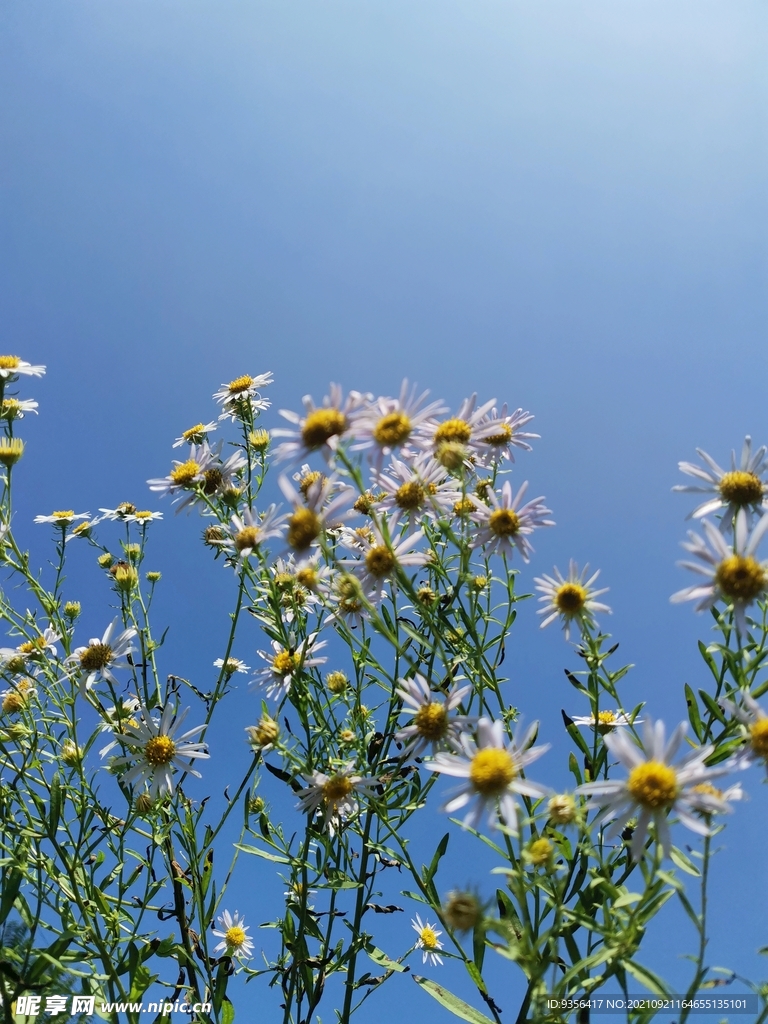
[[214, 372, 273, 422], [174, 444, 248, 512], [283, 881, 318, 908], [97, 502, 160, 524], [0, 356, 46, 379], [1, 677, 37, 715], [687, 780, 746, 816], [146, 444, 216, 500], [412, 915, 444, 966], [172, 421, 218, 448], [395, 674, 473, 757], [372, 454, 460, 528], [413, 394, 507, 466], [110, 704, 208, 797], [214, 505, 287, 560], [673, 436, 768, 528], [534, 561, 611, 639], [212, 910, 254, 959], [347, 380, 447, 462], [272, 383, 370, 464], [671, 509, 768, 633], [322, 572, 379, 628], [214, 657, 250, 675], [296, 761, 380, 832], [577, 718, 738, 861], [571, 710, 639, 733], [66, 619, 137, 695], [98, 697, 142, 756], [253, 633, 328, 701], [469, 480, 554, 562], [339, 524, 429, 595], [278, 473, 355, 553], [472, 404, 539, 466], [428, 718, 550, 832], [0, 627, 61, 666], [720, 692, 768, 774], [0, 397, 38, 420], [33, 510, 90, 526]]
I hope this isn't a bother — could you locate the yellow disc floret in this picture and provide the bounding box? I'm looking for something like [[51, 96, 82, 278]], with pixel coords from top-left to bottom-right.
[[323, 774, 353, 804], [182, 423, 208, 443], [749, 718, 768, 759], [555, 582, 587, 614], [79, 643, 114, 672], [715, 555, 767, 602], [365, 545, 395, 577], [170, 460, 201, 487], [469, 748, 516, 796], [413, 702, 448, 741], [272, 650, 299, 676], [0, 439, 24, 467], [225, 925, 246, 948], [373, 411, 411, 447], [488, 508, 520, 537], [234, 526, 260, 552], [434, 419, 472, 446], [627, 761, 678, 809], [0, 356, 21, 369], [483, 424, 513, 447], [527, 837, 553, 866], [395, 481, 425, 511], [719, 470, 764, 506], [418, 925, 439, 949], [288, 509, 321, 550], [144, 735, 176, 766], [227, 374, 254, 394], [301, 409, 347, 449]]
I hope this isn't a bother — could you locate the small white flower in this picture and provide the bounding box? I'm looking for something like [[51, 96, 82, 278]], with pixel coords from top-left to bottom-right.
[[215, 505, 287, 560], [469, 480, 554, 562], [372, 454, 460, 527], [253, 633, 328, 701], [395, 674, 473, 757], [339, 524, 429, 595], [472, 404, 539, 466], [272, 384, 370, 464], [534, 561, 611, 639], [173, 421, 218, 448], [173, 443, 247, 512], [0, 627, 61, 665], [97, 503, 161, 524], [296, 761, 380, 832], [33, 510, 90, 526], [571, 710, 639, 732], [279, 473, 355, 553], [66, 619, 136, 695], [214, 372, 273, 421], [146, 444, 216, 500], [212, 910, 254, 959], [671, 509, 768, 633], [110, 703, 208, 797], [413, 394, 507, 464], [98, 697, 142, 756], [0, 397, 38, 420], [673, 436, 768, 528], [428, 718, 550, 832], [720, 691, 768, 774], [347, 380, 447, 463], [214, 657, 251, 675], [577, 718, 740, 861], [0, 356, 46, 379], [412, 914, 444, 966]]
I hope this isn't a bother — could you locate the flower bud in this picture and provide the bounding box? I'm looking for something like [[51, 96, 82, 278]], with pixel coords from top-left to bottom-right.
[[326, 671, 348, 695]]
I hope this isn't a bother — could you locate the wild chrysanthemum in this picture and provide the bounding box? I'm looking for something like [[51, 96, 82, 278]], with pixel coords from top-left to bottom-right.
[[272, 384, 369, 464], [212, 910, 255, 959], [97, 502, 161, 524], [348, 380, 447, 462], [472, 404, 539, 466], [214, 372, 273, 422], [372, 454, 459, 527], [1, 678, 36, 715], [339, 524, 429, 595], [253, 633, 327, 701], [577, 718, 740, 860], [214, 505, 287, 560], [173, 421, 218, 448], [66, 619, 137, 695], [0, 397, 38, 420], [428, 718, 550, 832], [413, 394, 507, 467], [109, 704, 208, 797], [671, 509, 768, 633], [395, 673, 472, 757], [534, 561, 611, 639], [214, 657, 250, 675], [173, 444, 247, 512], [673, 436, 768, 529], [469, 480, 554, 562], [296, 762, 380, 832], [411, 915, 444, 966], [146, 444, 216, 500], [0, 356, 46, 378], [33, 510, 91, 527], [571, 710, 638, 733], [0, 627, 61, 666], [278, 473, 355, 552], [720, 692, 768, 774]]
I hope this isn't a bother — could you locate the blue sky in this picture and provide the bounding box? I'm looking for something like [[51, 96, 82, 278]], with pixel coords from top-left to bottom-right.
[[2, 1, 768, 1020]]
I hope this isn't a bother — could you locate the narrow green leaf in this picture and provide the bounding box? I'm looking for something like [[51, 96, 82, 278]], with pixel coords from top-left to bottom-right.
[[424, 833, 450, 885], [698, 689, 727, 725], [220, 998, 236, 1024], [48, 773, 62, 835], [620, 959, 671, 995], [365, 944, 406, 972], [670, 846, 701, 877], [413, 976, 495, 1023], [233, 843, 290, 864], [613, 892, 642, 908], [684, 685, 704, 741]]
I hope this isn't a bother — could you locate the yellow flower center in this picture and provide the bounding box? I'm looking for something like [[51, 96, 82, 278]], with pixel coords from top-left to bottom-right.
[[170, 460, 201, 487], [272, 650, 299, 676], [228, 374, 254, 394], [2, 691, 26, 714], [225, 925, 246, 948], [79, 643, 114, 672], [395, 481, 425, 511], [323, 774, 353, 803], [749, 718, 768, 758], [1, 399, 21, 417], [296, 566, 318, 589], [354, 492, 375, 515], [488, 508, 520, 537], [555, 582, 587, 614], [234, 526, 260, 552], [144, 735, 176, 766], [202, 468, 223, 494], [373, 411, 411, 447], [18, 637, 47, 655], [301, 408, 348, 449], [627, 761, 678, 809], [715, 555, 767, 601], [365, 545, 395, 577], [338, 575, 364, 614], [483, 424, 513, 446], [413, 701, 448, 740], [453, 498, 475, 517], [419, 926, 439, 949], [434, 418, 472, 446], [547, 794, 577, 824], [51, 510, 75, 519], [469, 748, 516, 796], [298, 470, 324, 496], [0, 356, 20, 369], [0, 439, 24, 466], [528, 837, 553, 866], [719, 470, 764, 506], [182, 423, 208, 442], [288, 508, 321, 550], [326, 671, 348, 693], [117, 502, 137, 516], [691, 782, 722, 798], [134, 510, 153, 520]]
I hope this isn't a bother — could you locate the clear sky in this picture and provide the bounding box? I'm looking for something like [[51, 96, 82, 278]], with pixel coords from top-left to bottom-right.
[[1, 1, 767, 1021]]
